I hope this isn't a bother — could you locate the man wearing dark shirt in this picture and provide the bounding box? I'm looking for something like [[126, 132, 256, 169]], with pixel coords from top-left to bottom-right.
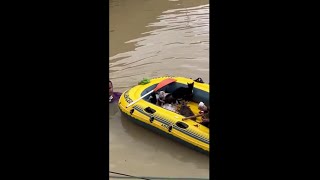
[[109, 80, 122, 103]]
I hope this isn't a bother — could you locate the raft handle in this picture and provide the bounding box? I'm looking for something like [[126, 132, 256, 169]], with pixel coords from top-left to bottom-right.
[[130, 109, 134, 115], [150, 117, 154, 123], [145, 107, 156, 114], [194, 77, 204, 83], [168, 125, 173, 132], [176, 121, 189, 129]]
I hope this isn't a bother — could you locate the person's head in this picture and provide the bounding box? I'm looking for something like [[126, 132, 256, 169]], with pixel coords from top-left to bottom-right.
[[109, 80, 113, 96], [198, 102, 207, 111], [159, 91, 166, 99]]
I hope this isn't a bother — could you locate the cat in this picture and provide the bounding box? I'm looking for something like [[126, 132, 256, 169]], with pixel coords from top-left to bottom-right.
[[178, 100, 196, 120], [165, 82, 194, 103], [172, 82, 194, 101]]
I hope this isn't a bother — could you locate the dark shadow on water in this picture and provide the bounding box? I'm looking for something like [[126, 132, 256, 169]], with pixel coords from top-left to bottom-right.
[[118, 109, 209, 170], [109, 102, 120, 116]]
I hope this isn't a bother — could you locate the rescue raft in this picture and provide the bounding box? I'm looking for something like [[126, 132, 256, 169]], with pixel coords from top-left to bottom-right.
[[118, 76, 209, 154]]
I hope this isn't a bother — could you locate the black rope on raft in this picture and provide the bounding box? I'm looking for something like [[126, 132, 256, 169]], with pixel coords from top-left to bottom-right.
[[109, 171, 151, 180], [194, 78, 204, 83]]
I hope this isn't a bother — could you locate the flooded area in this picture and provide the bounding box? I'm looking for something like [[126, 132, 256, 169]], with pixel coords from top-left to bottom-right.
[[109, 0, 209, 179]]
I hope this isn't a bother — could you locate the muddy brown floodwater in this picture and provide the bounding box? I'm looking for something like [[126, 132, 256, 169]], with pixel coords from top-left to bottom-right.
[[109, 0, 209, 179]]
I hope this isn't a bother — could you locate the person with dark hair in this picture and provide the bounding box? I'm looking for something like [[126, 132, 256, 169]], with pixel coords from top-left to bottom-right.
[[109, 80, 122, 103]]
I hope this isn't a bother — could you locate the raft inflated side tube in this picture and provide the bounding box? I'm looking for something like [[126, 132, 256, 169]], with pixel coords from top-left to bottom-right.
[[118, 76, 210, 154]]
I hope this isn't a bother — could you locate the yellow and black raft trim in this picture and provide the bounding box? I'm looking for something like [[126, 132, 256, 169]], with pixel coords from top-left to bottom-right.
[[118, 76, 209, 155]]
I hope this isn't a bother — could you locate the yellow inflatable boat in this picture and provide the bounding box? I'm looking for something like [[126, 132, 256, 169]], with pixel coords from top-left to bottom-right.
[[118, 76, 209, 154]]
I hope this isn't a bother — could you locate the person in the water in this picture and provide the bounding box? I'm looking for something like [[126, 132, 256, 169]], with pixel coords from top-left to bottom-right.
[[109, 80, 122, 103]]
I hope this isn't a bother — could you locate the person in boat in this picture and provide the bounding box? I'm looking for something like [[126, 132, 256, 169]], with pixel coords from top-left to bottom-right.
[[200, 113, 210, 128], [109, 80, 122, 103], [157, 91, 177, 112], [158, 91, 168, 106], [198, 102, 210, 128], [149, 90, 173, 106], [198, 102, 208, 113]]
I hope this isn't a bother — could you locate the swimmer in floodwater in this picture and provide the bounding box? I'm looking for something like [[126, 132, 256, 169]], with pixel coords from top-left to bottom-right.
[[109, 80, 122, 103]]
